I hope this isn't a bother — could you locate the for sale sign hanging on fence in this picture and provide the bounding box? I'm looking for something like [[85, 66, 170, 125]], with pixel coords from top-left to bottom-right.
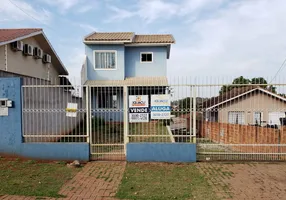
[[151, 95, 171, 119], [129, 95, 149, 123]]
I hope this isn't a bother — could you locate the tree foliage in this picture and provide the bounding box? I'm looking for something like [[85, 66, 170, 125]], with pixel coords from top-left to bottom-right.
[[219, 76, 276, 94]]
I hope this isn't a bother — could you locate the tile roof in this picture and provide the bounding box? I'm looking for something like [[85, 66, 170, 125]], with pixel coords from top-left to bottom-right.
[[0, 28, 42, 43], [133, 34, 175, 43], [203, 86, 258, 108], [85, 77, 168, 86], [84, 32, 175, 44], [85, 32, 134, 41], [203, 86, 286, 109]]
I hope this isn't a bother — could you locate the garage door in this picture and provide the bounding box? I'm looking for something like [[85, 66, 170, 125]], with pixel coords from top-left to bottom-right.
[[268, 112, 285, 125]]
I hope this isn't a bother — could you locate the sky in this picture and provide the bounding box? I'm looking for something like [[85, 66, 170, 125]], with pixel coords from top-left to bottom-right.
[[1, 0, 286, 84]]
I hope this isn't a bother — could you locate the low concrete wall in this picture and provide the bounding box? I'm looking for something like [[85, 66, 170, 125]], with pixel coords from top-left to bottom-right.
[[126, 143, 196, 162], [0, 77, 89, 161]]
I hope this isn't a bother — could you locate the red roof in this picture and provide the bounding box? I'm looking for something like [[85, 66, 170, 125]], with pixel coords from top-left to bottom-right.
[[0, 28, 42, 43]]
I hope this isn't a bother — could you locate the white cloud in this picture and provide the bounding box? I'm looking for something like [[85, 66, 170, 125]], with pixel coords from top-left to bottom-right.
[[136, 0, 178, 23], [104, 6, 135, 23], [40, 0, 80, 11], [0, 0, 52, 24], [168, 0, 286, 80], [40, 0, 94, 14], [76, 5, 93, 13], [106, 0, 226, 24], [79, 24, 97, 32]]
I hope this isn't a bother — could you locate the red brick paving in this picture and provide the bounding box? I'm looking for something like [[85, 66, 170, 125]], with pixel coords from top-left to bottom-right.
[[0, 162, 126, 200]]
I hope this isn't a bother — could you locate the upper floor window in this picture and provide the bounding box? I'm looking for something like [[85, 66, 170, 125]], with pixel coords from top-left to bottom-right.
[[94, 50, 117, 70], [140, 52, 153, 63]]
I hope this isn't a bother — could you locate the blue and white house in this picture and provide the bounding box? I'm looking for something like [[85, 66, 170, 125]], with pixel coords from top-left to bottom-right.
[[81, 32, 175, 122]]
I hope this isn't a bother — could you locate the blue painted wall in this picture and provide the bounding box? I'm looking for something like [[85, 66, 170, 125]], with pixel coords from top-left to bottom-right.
[[0, 78, 23, 154], [85, 44, 125, 80], [125, 46, 167, 77], [127, 143, 197, 162], [0, 78, 89, 161]]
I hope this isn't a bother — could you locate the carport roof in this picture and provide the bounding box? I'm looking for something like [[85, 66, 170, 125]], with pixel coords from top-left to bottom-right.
[[84, 77, 168, 86]]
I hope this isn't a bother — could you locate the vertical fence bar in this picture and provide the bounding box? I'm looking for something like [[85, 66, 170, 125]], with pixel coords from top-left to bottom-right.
[[123, 85, 129, 154], [189, 85, 192, 143], [86, 86, 90, 143], [192, 86, 196, 143]]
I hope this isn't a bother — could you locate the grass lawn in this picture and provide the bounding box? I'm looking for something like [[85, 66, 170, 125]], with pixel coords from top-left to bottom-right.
[[116, 163, 219, 200], [129, 122, 171, 142], [0, 158, 81, 198]]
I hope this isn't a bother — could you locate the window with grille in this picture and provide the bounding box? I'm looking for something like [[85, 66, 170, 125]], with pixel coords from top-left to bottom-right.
[[228, 111, 245, 124], [94, 51, 116, 69], [253, 112, 262, 125]]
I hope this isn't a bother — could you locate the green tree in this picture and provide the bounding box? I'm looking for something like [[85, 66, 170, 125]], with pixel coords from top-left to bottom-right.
[[219, 76, 276, 94]]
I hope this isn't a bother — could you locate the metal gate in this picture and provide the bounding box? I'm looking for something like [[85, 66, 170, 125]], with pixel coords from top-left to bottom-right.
[[88, 86, 125, 160]]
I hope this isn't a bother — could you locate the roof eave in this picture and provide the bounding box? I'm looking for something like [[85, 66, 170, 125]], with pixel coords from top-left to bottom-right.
[[0, 31, 43, 46], [41, 32, 69, 75], [83, 40, 128, 44], [205, 87, 286, 110]]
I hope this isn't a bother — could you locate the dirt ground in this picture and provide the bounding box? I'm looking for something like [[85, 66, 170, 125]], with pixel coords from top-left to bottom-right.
[[196, 162, 286, 200]]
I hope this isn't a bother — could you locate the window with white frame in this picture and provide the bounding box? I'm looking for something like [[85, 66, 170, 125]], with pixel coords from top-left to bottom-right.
[[94, 51, 116, 69], [228, 111, 245, 125], [98, 92, 118, 109], [140, 52, 153, 63], [253, 112, 262, 125]]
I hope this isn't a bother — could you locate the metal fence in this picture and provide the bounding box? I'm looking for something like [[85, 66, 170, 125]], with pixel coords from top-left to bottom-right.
[[21, 77, 286, 161], [194, 81, 286, 161], [22, 84, 88, 143]]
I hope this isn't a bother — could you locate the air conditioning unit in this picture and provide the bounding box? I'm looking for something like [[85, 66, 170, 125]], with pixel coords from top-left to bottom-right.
[[43, 54, 51, 63], [11, 41, 23, 51], [33, 47, 43, 59], [23, 44, 33, 56]]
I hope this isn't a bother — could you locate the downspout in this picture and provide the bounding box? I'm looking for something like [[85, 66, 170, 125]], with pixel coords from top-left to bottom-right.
[[4, 44, 8, 71]]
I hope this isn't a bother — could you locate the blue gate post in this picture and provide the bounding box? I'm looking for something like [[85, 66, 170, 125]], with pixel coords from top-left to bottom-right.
[[0, 78, 23, 155]]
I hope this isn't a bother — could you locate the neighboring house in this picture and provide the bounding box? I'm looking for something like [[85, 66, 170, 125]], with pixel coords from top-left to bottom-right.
[[0, 28, 83, 141], [81, 32, 175, 121], [0, 28, 69, 85], [204, 86, 286, 126]]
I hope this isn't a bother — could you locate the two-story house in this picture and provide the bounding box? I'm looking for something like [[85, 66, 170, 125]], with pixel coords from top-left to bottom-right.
[[81, 32, 175, 122], [0, 28, 70, 85]]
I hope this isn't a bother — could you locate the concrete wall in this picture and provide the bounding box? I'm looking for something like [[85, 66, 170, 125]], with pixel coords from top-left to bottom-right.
[[0, 77, 89, 161], [217, 92, 286, 124], [127, 143, 196, 162], [125, 46, 167, 77], [85, 44, 125, 80], [0, 36, 61, 84]]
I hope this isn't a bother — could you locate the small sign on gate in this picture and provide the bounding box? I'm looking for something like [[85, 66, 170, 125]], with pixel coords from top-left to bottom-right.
[[129, 95, 149, 123], [150, 95, 171, 119], [66, 103, 78, 117]]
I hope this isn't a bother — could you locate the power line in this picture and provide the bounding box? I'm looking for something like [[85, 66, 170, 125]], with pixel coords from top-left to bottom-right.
[[8, 0, 57, 32], [269, 56, 286, 83]]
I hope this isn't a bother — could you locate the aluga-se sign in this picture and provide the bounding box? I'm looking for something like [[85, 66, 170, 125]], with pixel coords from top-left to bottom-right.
[[151, 95, 171, 119]]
